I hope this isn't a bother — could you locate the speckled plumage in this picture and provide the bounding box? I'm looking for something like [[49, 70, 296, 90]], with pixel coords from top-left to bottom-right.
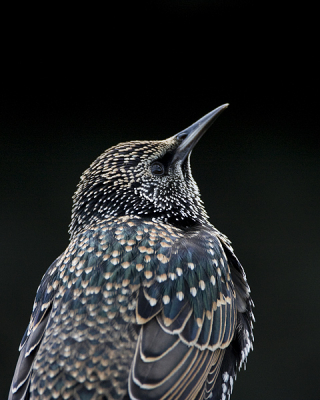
[[9, 105, 254, 400]]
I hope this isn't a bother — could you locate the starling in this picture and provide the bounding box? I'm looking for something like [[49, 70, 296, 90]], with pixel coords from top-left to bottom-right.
[[9, 104, 254, 400]]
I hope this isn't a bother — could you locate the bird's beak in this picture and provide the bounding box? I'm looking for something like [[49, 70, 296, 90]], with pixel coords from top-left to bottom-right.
[[172, 103, 229, 164]]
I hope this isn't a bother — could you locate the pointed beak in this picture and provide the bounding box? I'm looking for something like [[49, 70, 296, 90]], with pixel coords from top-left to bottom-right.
[[172, 103, 229, 164]]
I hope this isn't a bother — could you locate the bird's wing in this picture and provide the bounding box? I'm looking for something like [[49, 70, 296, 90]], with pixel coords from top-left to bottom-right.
[[9, 259, 60, 400], [220, 241, 254, 369], [130, 316, 225, 400], [205, 240, 254, 400], [130, 227, 237, 399]]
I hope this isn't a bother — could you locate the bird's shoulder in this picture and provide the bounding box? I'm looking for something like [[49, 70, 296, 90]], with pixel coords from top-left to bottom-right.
[[22, 215, 237, 351]]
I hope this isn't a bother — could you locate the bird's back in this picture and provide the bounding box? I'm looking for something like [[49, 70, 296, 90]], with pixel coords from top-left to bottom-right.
[[10, 215, 251, 400]]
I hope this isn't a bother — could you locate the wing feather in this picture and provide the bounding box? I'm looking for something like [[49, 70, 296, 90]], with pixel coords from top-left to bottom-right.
[[130, 314, 226, 400], [9, 308, 51, 400]]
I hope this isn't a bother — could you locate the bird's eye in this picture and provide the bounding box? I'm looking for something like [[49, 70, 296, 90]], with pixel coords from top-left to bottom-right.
[[151, 162, 165, 176]]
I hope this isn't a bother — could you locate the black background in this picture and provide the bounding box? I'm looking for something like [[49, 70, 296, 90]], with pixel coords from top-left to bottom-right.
[[1, 2, 319, 399]]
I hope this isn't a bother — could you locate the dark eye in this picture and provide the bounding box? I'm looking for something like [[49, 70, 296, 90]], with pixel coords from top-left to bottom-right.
[[151, 162, 165, 176]]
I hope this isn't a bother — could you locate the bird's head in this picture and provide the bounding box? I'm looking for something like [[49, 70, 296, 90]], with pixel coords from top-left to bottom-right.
[[69, 104, 228, 238]]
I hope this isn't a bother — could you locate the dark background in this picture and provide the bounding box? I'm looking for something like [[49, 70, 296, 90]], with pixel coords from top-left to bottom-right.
[[1, 2, 319, 399]]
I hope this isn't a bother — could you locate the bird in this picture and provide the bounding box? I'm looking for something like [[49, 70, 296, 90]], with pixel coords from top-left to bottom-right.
[[9, 104, 254, 400]]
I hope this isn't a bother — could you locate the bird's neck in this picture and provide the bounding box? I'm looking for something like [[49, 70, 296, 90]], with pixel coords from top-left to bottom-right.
[[69, 200, 209, 239]]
